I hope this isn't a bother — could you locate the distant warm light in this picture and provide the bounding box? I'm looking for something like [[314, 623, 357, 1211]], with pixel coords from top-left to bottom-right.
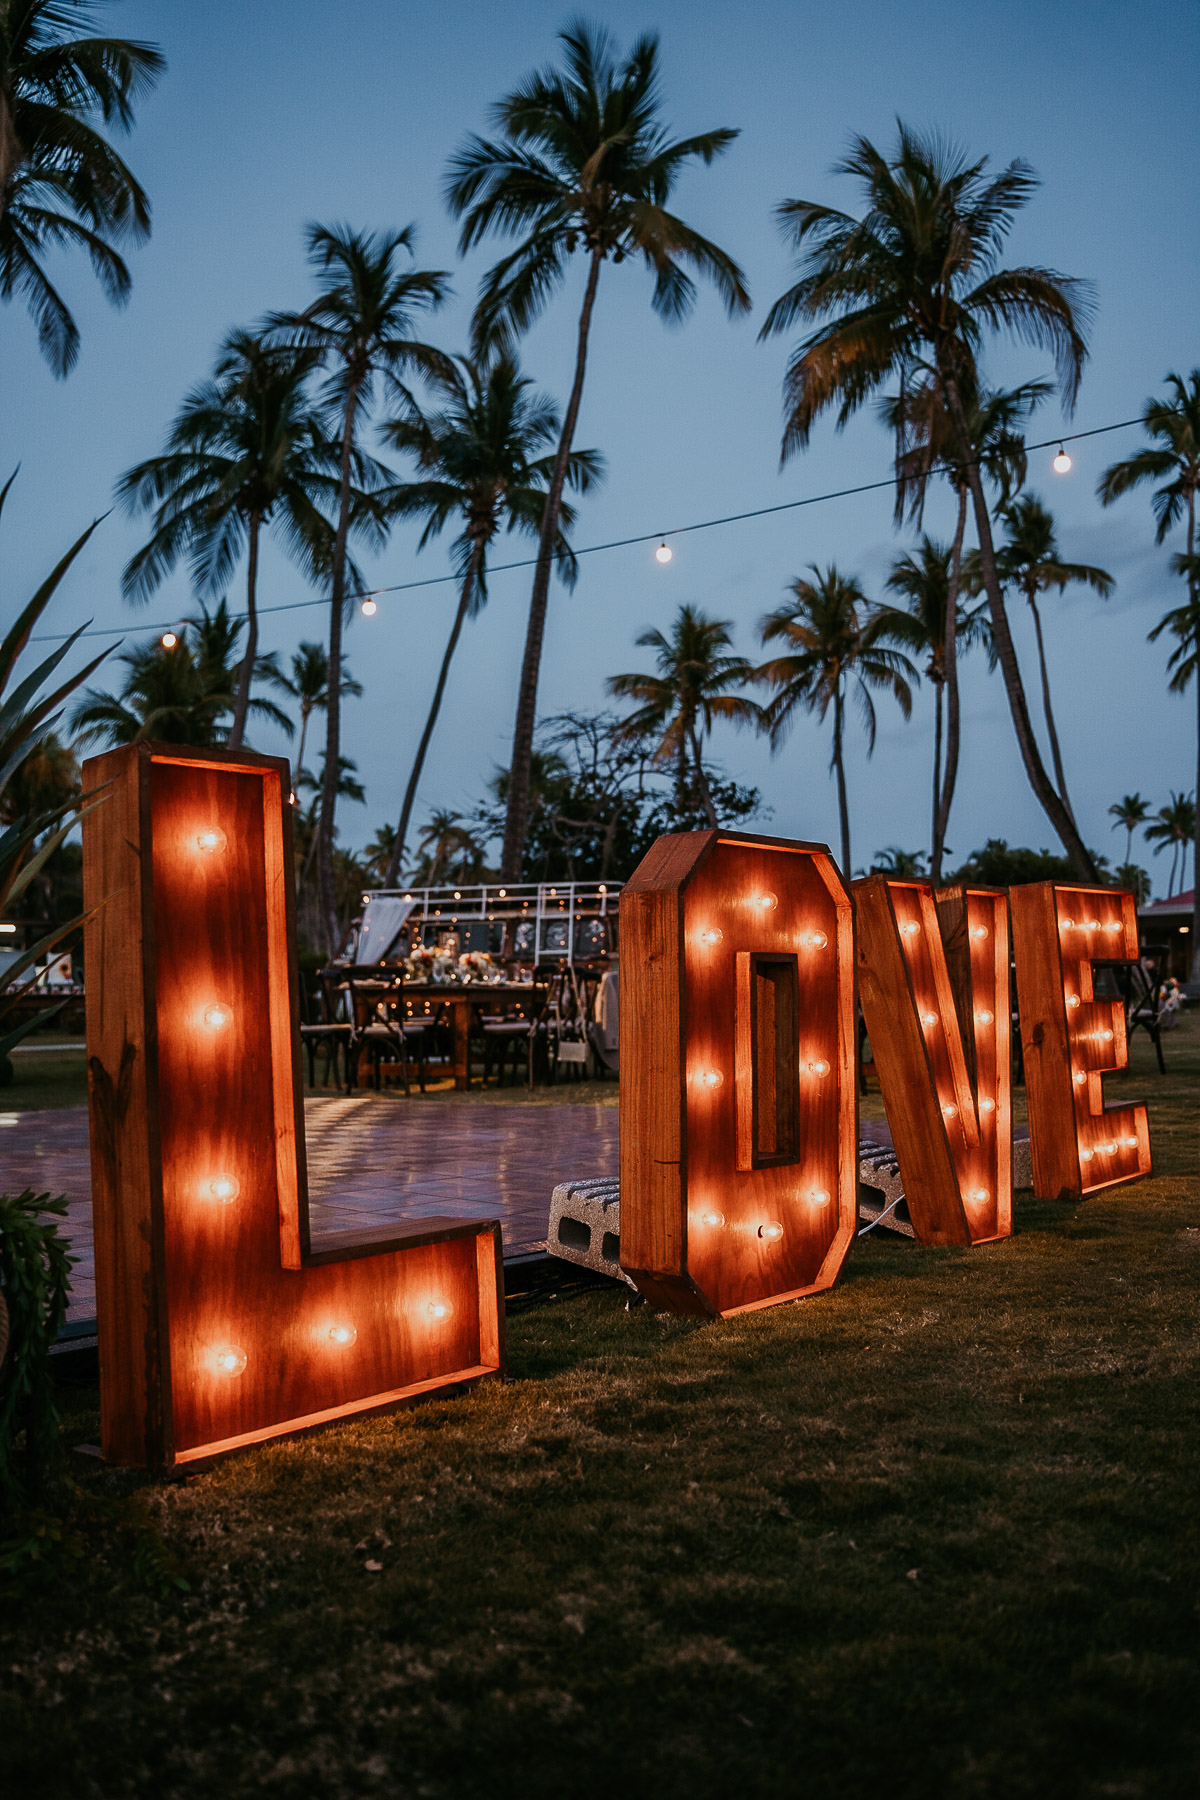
[[196, 827, 227, 855], [161, 631, 178, 649], [699, 927, 724, 946], [203, 1003, 233, 1030], [808, 1189, 831, 1208], [1053, 444, 1073, 474], [598, 884, 607, 894], [454, 890, 461, 899], [807, 1058, 830, 1078], [754, 892, 777, 912], [699, 1209, 725, 1228], [426, 1300, 452, 1321], [758, 1221, 784, 1241], [328, 1324, 358, 1346], [805, 930, 828, 949], [361, 892, 371, 905], [700, 1069, 724, 1089], [655, 541, 673, 564], [405, 892, 414, 901], [208, 1175, 239, 1203], [213, 1345, 247, 1376], [0, 923, 15, 935], [360, 595, 378, 616]]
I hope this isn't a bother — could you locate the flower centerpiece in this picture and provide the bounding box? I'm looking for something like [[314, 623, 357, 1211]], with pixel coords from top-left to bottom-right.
[[458, 950, 499, 984]]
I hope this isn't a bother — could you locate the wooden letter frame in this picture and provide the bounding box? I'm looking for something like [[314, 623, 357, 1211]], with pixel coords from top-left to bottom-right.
[[854, 875, 1012, 1246], [619, 830, 857, 1316], [83, 744, 504, 1470], [1009, 882, 1151, 1199]]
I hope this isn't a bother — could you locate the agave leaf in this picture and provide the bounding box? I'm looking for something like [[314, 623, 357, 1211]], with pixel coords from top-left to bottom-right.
[[0, 788, 111, 914]]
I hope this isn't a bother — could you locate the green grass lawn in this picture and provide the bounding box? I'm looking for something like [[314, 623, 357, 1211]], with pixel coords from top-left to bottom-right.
[[2, 1017, 1197, 1798]]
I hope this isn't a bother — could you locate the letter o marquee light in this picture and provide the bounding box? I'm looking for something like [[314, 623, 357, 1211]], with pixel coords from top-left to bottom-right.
[[619, 831, 857, 1315], [82, 744, 504, 1470]]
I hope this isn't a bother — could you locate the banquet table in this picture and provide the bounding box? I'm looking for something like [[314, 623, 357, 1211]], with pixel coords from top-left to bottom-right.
[[331, 970, 546, 1090]]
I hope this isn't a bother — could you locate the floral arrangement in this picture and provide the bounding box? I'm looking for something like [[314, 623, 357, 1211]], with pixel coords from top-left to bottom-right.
[[458, 951, 499, 983], [403, 943, 456, 983]]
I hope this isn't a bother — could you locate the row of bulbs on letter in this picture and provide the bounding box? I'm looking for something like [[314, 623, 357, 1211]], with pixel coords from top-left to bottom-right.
[[211, 1301, 454, 1378]]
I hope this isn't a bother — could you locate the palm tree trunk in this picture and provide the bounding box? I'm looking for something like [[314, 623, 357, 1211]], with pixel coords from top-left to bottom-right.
[[295, 704, 311, 792], [383, 542, 485, 888], [933, 482, 968, 882], [1189, 492, 1200, 985], [931, 677, 943, 874], [500, 248, 603, 881], [228, 509, 260, 752], [1026, 587, 1076, 825], [318, 384, 361, 954], [833, 687, 851, 877], [688, 719, 719, 827], [942, 375, 1097, 882]]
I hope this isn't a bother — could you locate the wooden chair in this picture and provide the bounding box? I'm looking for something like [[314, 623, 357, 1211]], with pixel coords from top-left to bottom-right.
[[300, 970, 354, 1090]]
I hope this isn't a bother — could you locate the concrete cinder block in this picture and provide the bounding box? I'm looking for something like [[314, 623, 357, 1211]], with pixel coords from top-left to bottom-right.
[[547, 1177, 631, 1286]]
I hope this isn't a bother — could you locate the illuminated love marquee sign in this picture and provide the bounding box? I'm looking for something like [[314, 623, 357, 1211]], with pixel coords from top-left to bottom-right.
[[854, 876, 1013, 1247], [619, 831, 858, 1316], [1010, 883, 1151, 1199], [82, 743, 504, 1471]]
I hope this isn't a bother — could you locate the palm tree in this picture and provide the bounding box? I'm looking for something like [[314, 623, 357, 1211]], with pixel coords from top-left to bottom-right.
[[1145, 792, 1196, 897], [410, 808, 487, 887], [753, 566, 917, 876], [117, 332, 370, 750], [445, 18, 750, 880], [1100, 370, 1200, 977], [880, 378, 1048, 879], [379, 351, 603, 886], [607, 605, 760, 827], [981, 495, 1113, 824], [759, 123, 1097, 880], [270, 640, 362, 792], [871, 846, 928, 878], [0, 0, 163, 375], [70, 601, 291, 749], [884, 535, 991, 878], [268, 222, 452, 949], [1109, 793, 1151, 868]]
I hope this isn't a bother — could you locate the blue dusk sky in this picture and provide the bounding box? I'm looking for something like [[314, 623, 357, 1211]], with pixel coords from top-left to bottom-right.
[[4, 1, 1198, 881]]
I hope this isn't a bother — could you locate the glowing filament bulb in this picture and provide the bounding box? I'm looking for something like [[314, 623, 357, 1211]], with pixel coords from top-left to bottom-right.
[[755, 892, 778, 913], [1121, 1135, 1138, 1149], [808, 1189, 831, 1208], [1066, 995, 1080, 1010], [805, 930, 828, 949], [759, 1221, 784, 1242], [213, 1345, 247, 1376], [1105, 921, 1123, 935], [329, 1324, 357, 1346], [203, 1003, 232, 1030], [700, 1069, 724, 1089], [161, 630, 177, 649], [1099, 1028, 1114, 1043], [972, 1188, 989, 1203], [360, 595, 378, 616], [1079, 1148, 1094, 1162], [1105, 1141, 1119, 1155], [969, 925, 989, 941], [975, 1009, 994, 1026], [1086, 919, 1101, 932], [208, 1175, 239, 1203], [921, 1011, 938, 1028], [807, 1058, 830, 1078], [1073, 1071, 1087, 1086], [1060, 917, 1075, 931], [699, 1209, 725, 1228], [655, 541, 673, 564], [699, 927, 724, 946], [1053, 445, 1072, 474], [941, 1102, 958, 1118], [900, 920, 920, 937], [426, 1300, 452, 1321], [979, 1097, 996, 1114], [196, 826, 226, 855]]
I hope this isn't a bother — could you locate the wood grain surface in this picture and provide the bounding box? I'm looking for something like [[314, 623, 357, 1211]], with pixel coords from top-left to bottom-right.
[[620, 830, 857, 1317], [1010, 883, 1151, 1200], [83, 744, 504, 1470]]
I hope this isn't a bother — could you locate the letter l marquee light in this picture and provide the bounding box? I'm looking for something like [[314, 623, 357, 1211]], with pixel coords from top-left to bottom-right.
[[854, 876, 1012, 1246], [1010, 882, 1151, 1199], [619, 830, 857, 1316], [82, 744, 504, 1470]]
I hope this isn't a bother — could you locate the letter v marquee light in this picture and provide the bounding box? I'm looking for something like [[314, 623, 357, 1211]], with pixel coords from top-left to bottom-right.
[[82, 744, 504, 1471], [1010, 882, 1151, 1199], [854, 876, 1012, 1246], [619, 830, 857, 1316]]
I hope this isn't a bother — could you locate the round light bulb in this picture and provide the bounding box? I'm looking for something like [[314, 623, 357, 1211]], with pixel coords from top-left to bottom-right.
[[360, 596, 378, 616], [758, 1221, 784, 1241], [329, 1324, 357, 1346], [700, 1069, 724, 1089], [806, 930, 828, 949], [203, 1003, 232, 1030], [809, 1188, 831, 1208], [755, 892, 778, 912], [1100, 1028, 1114, 1043], [807, 1058, 830, 1078], [1086, 919, 1101, 932], [655, 541, 673, 564], [213, 1345, 247, 1376], [699, 1209, 725, 1228], [1053, 445, 1073, 474], [1105, 920, 1123, 935], [969, 925, 989, 941], [196, 826, 226, 855], [975, 1009, 994, 1026], [979, 1097, 996, 1114], [208, 1175, 239, 1203], [1066, 995, 1080, 1010], [497, 888, 506, 899], [972, 1187, 989, 1203], [1105, 1141, 1118, 1155], [1080, 1148, 1094, 1162], [1060, 917, 1075, 931], [921, 1011, 938, 1028], [941, 1102, 958, 1118], [900, 920, 920, 937], [1121, 1136, 1138, 1150], [699, 927, 724, 946], [427, 1300, 453, 1321], [161, 631, 178, 649], [1073, 1071, 1087, 1086]]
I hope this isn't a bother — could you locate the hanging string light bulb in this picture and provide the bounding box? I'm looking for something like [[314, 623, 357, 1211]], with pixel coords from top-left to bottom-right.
[[655, 541, 673, 564], [1053, 444, 1073, 474]]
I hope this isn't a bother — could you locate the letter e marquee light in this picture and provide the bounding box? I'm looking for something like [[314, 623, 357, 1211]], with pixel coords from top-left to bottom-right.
[[82, 744, 504, 1470], [1010, 882, 1151, 1200], [854, 877, 1012, 1246], [619, 830, 857, 1316]]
